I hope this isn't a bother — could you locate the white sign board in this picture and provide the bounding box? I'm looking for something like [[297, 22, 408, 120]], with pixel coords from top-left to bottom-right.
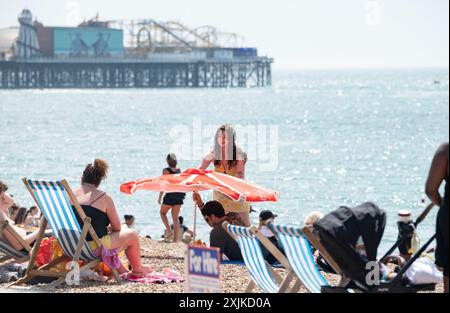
[[185, 245, 221, 293]]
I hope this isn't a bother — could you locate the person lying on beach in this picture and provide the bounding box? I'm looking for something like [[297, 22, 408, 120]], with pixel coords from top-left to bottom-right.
[[193, 193, 244, 261], [0, 181, 49, 251], [73, 159, 152, 275]]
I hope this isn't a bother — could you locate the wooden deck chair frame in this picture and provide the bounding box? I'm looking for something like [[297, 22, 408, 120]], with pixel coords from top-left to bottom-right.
[[222, 221, 302, 293], [301, 226, 351, 287], [14, 178, 121, 287], [0, 216, 32, 264]]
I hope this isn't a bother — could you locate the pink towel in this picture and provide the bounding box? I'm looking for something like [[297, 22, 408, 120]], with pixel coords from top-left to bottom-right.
[[120, 269, 184, 284]]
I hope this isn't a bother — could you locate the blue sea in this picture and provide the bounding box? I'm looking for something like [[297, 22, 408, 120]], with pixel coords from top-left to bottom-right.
[[0, 68, 448, 253]]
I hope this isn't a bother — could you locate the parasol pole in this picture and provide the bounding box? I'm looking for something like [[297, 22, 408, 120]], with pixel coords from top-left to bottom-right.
[[193, 201, 197, 243], [193, 188, 199, 243]]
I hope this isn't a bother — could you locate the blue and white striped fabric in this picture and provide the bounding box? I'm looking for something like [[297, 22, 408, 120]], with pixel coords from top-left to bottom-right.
[[26, 179, 97, 261], [269, 224, 328, 293], [0, 238, 27, 259], [226, 224, 278, 293]]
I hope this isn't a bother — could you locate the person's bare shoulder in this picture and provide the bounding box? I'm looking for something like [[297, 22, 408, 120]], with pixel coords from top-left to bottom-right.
[[435, 142, 449, 159], [103, 193, 114, 204], [98, 192, 115, 210], [204, 150, 215, 161]]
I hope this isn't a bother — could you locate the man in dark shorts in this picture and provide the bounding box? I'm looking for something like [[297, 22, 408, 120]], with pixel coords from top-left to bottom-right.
[[425, 142, 449, 293]]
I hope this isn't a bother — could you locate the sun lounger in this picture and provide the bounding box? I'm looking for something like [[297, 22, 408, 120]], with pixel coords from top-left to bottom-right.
[[15, 178, 121, 287], [0, 216, 32, 264]]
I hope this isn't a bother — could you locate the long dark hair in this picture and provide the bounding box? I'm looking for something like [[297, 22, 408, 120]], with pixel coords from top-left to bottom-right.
[[14, 207, 29, 225], [213, 124, 244, 169]]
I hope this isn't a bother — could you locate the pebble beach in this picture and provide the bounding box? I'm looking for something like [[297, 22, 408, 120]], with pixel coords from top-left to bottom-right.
[[0, 237, 443, 293]]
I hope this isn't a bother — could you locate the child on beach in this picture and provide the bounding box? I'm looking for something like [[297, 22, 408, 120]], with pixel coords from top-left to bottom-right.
[[158, 153, 186, 243], [123, 215, 135, 229], [166, 216, 194, 243], [258, 210, 285, 264]]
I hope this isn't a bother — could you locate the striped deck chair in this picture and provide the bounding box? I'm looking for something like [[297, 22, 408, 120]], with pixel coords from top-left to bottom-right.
[[301, 226, 350, 287], [266, 223, 329, 293], [223, 222, 300, 293], [15, 178, 121, 287], [0, 217, 32, 264]]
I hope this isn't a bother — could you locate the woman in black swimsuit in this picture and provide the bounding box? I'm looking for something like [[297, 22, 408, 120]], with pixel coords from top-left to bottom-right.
[[74, 159, 152, 275], [425, 142, 449, 293], [158, 153, 186, 242]]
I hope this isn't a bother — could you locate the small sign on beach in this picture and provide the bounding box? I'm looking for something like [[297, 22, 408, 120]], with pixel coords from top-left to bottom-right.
[[185, 245, 221, 293]]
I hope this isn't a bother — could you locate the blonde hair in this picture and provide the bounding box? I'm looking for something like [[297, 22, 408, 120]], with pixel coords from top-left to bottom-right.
[[304, 211, 324, 227]]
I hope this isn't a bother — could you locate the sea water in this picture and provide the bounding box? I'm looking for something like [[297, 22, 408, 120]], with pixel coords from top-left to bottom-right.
[[0, 68, 448, 253]]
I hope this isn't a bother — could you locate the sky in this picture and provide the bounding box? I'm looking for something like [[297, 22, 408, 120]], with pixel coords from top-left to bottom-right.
[[0, 0, 448, 70]]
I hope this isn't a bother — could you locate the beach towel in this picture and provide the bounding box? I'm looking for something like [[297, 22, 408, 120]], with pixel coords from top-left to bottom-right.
[[221, 259, 285, 268], [120, 269, 183, 284]]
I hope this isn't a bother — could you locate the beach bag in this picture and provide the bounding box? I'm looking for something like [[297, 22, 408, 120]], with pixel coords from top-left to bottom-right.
[[35, 237, 54, 267], [51, 238, 66, 272], [49, 238, 84, 272], [405, 256, 443, 285]]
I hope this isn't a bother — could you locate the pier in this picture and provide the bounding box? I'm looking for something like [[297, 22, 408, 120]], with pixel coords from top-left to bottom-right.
[[0, 58, 272, 89], [0, 10, 273, 89]]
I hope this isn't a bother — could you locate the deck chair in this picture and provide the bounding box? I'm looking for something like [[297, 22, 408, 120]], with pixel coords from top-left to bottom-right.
[[15, 178, 121, 287], [223, 222, 300, 293], [301, 226, 350, 287], [0, 217, 32, 264], [265, 223, 329, 293]]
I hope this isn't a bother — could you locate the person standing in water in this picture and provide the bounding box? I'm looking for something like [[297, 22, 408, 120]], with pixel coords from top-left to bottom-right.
[[197, 125, 251, 227], [158, 153, 186, 242], [425, 142, 449, 293]]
